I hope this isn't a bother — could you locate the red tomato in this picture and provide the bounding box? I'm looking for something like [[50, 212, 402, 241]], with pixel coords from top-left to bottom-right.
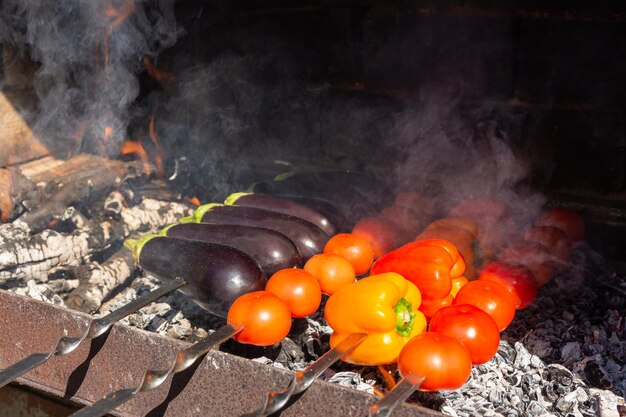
[[227, 291, 292, 346], [535, 208, 585, 243], [265, 268, 322, 318], [479, 261, 537, 309], [524, 225, 572, 261], [498, 241, 555, 287], [352, 217, 408, 258], [393, 191, 436, 218], [429, 304, 500, 365], [397, 332, 472, 391], [454, 280, 516, 331], [378, 206, 424, 236], [324, 233, 375, 275], [419, 293, 454, 321], [303, 253, 356, 295]]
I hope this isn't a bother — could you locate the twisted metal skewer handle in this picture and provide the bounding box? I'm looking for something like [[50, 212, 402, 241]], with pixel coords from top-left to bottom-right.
[[0, 278, 185, 389], [69, 323, 244, 417], [368, 374, 425, 417], [242, 332, 368, 417]]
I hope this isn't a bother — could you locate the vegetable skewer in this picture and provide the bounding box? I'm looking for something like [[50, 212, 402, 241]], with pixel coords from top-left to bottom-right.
[[241, 332, 367, 417], [0, 278, 185, 389], [368, 373, 425, 417], [68, 323, 244, 417]]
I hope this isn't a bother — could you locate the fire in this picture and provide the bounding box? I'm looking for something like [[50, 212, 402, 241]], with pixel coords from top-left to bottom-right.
[[143, 56, 175, 84], [188, 196, 201, 206], [102, 0, 135, 68], [121, 139, 151, 176], [148, 115, 164, 179]]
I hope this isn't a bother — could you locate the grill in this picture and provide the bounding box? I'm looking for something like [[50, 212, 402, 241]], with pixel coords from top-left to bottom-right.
[[1, 1, 626, 417]]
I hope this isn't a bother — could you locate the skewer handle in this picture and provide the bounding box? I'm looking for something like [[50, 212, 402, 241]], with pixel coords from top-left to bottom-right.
[[0, 278, 185, 389]]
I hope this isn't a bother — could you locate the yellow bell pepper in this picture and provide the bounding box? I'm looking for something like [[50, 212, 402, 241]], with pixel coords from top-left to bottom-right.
[[324, 272, 427, 365]]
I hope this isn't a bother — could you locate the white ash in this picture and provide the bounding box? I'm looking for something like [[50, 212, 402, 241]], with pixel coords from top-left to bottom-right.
[[10, 279, 67, 306], [325, 371, 376, 395]]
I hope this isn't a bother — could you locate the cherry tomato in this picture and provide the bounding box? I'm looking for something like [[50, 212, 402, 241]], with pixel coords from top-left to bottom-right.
[[323, 233, 374, 275], [378, 206, 424, 236], [352, 217, 407, 258], [419, 293, 454, 321], [265, 268, 322, 318], [524, 225, 572, 261], [304, 253, 356, 295], [429, 304, 500, 365], [454, 280, 516, 331], [227, 291, 292, 346], [535, 208, 585, 243], [498, 241, 555, 287], [393, 191, 436, 218], [397, 332, 472, 391], [479, 261, 537, 309]]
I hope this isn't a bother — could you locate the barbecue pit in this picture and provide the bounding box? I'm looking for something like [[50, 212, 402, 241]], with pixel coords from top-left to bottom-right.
[[1, 1, 626, 416]]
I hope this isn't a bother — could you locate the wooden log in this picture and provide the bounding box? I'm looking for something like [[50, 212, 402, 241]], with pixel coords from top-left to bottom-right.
[[63, 249, 135, 313], [0, 91, 48, 167], [1, 154, 145, 228], [0, 197, 192, 285]]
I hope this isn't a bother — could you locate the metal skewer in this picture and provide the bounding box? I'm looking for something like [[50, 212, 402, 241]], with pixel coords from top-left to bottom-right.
[[242, 332, 368, 417], [368, 373, 425, 417], [0, 278, 186, 389], [69, 322, 244, 417]]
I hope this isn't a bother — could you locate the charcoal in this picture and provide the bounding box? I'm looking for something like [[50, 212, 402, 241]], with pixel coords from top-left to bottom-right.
[[326, 371, 375, 394]]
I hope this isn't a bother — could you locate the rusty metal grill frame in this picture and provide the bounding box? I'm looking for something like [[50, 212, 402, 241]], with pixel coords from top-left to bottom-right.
[[0, 289, 443, 417]]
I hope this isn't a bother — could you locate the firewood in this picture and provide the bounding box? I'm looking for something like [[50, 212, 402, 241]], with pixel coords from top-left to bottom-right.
[[0, 197, 192, 285], [2, 154, 146, 230], [64, 249, 135, 313]]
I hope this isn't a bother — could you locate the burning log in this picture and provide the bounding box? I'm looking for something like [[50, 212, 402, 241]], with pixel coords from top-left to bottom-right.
[[0, 197, 192, 286], [1, 154, 145, 230]]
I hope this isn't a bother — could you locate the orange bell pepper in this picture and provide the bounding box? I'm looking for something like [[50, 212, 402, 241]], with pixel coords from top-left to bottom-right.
[[324, 272, 427, 366], [370, 239, 465, 299]]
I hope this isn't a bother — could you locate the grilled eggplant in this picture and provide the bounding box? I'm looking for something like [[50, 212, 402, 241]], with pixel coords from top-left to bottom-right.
[[125, 235, 266, 318], [161, 222, 302, 276], [224, 192, 338, 236], [181, 204, 328, 260], [248, 171, 387, 217]]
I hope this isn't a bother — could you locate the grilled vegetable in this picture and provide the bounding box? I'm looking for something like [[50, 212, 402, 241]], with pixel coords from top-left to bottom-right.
[[249, 171, 381, 220], [324, 272, 427, 365], [271, 195, 353, 231], [224, 192, 338, 236], [160, 223, 302, 276], [181, 204, 328, 260], [125, 235, 266, 318]]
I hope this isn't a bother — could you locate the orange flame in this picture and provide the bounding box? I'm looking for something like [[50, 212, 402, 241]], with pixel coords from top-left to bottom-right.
[[103, 0, 135, 69], [148, 114, 164, 179], [143, 56, 175, 84], [121, 139, 151, 176], [188, 196, 201, 206]]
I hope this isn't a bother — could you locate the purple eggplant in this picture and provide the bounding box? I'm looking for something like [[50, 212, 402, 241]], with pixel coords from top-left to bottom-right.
[[248, 171, 385, 218], [224, 192, 338, 236], [180, 204, 328, 260], [124, 235, 266, 318], [161, 222, 302, 276]]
